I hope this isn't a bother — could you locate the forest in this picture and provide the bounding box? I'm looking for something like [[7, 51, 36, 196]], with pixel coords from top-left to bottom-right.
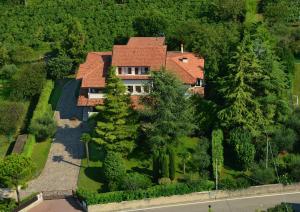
[[0, 0, 300, 208]]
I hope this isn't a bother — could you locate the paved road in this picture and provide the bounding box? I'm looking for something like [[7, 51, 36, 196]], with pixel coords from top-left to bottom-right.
[[125, 192, 300, 212], [29, 198, 83, 212], [21, 80, 85, 196]]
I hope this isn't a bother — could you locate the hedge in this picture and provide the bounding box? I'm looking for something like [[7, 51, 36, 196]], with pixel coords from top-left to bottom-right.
[[22, 134, 36, 157], [76, 180, 214, 205], [30, 80, 54, 123]]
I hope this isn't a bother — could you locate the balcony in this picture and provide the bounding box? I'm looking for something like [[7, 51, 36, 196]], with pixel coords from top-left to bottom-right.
[[88, 93, 105, 99]]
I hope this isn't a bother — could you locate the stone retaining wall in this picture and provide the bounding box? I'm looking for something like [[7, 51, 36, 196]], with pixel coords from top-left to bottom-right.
[[88, 183, 300, 212]]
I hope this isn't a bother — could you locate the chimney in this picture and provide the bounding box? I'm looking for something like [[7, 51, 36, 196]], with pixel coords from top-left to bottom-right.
[[181, 44, 184, 54]]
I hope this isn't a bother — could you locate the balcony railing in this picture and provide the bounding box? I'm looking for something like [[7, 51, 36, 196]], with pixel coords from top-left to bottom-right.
[[88, 93, 105, 99]]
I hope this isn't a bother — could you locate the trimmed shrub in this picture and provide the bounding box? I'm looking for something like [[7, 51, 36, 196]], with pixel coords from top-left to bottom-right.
[[29, 114, 56, 141], [103, 152, 126, 191], [120, 173, 152, 191], [0, 64, 18, 79], [158, 177, 171, 185], [219, 177, 251, 190], [160, 153, 169, 178], [77, 180, 214, 205]]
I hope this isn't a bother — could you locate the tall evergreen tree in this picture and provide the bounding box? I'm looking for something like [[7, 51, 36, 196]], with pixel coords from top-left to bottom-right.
[[218, 33, 265, 136], [141, 70, 195, 152], [93, 67, 136, 156]]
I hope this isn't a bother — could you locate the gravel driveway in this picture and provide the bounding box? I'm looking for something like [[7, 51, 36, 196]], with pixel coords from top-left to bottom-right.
[[21, 80, 85, 196]]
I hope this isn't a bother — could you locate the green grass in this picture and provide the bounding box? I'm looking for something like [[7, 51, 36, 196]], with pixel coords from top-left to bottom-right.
[[31, 139, 52, 178], [293, 60, 300, 104], [78, 143, 105, 192], [49, 79, 72, 110]]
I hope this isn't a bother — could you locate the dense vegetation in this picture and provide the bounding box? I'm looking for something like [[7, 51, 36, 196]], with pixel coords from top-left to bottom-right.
[[0, 0, 299, 207]]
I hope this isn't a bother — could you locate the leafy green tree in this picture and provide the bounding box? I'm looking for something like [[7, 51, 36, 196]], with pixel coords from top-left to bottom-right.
[[0, 45, 9, 67], [160, 152, 169, 178], [29, 113, 56, 141], [188, 138, 211, 176], [102, 152, 126, 191], [0, 101, 26, 135], [10, 46, 34, 63], [93, 67, 136, 156], [133, 11, 168, 37], [179, 151, 191, 175], [212, 129, 223, 178], [141, 70, 195, 153], [0, 154, 35, 205], [272, 127, 297, 153], [10, 63, 46, 100], [0, 64, 18, 79], [81, 133, 91, 167], [218, 33, 265, 136], [168, 148, 176, 181], [46, 56, 73, 80], [62, 18, 86, 64], [229, 128, 255, 170]]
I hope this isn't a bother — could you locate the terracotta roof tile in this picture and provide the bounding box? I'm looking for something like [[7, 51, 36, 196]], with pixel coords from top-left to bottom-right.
[[166, 51, 204, 84], [127, 37, 165, 46], [76, 52, 112, 88], [112, 46, 167, 70]]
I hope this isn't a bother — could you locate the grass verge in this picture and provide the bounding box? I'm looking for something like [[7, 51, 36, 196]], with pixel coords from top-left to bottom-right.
[[31, 139, 52, 178]]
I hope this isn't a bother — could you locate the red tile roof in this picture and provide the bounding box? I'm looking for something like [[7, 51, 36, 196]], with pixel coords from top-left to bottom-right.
[[111, 45, 167, 70], [127, 37, 165, 46], [76, 52, 111, 88], [166, 52, 204, 84]]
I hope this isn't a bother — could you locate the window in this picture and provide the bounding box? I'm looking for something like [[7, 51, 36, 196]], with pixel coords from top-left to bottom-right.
[[196, 79, 203, 87], [118, 67, 122, 75], [143, 85, 150, 93], [141, 67, 149, 75], [128, 67, 132, 74], [127, 86, 133, 93], [135, 86, 142, 93], [135, 67, 139, 75]]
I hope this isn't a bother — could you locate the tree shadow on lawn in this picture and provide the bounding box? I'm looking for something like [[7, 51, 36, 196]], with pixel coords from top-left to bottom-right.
[[84, 166, 106, 192], [130, 166, 152, 178]]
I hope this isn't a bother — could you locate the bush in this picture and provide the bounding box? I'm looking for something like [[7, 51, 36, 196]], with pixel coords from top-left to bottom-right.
[[272, 127, 297, 153], [22, 134, 36, 157], [251, 165, 276, 185], [120, 173, 152, 191], [29, 114, 56, 141], [266, 202, 294, 212], [0, 64, 18, 79], [0, 101, 26, 135], [46, 56, 73, 80], [219, 177, 250, 190], [158, 177, 171, 185], [10, 46, 34, 63], [103, 152, 126, 191], [10, 63, 46, 100], [77, 180, 214, 205], [0, 198, 16, 212]]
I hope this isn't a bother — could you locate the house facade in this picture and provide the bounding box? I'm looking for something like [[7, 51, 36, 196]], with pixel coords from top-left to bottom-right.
[[76, 37, 205, 120]]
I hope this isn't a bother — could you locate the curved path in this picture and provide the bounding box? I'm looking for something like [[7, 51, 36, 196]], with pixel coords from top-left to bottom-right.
[[21, 80, 85, 196]]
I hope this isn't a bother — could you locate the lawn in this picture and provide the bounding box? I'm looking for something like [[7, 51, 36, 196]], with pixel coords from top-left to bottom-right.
[[31, 139, 52, 178], [293, 60, 300, 104], [77, 136, 201, 192], [49, 78, 72, 110]]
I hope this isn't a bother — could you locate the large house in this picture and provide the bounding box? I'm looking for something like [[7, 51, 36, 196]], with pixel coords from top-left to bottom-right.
[[76, 37, 205, 120]]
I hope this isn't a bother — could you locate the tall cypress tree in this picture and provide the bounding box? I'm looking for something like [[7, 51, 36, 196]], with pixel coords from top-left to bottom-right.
[[168, 148, 176, 181], [218, 33, 265, 136], [93, 67, 136, 156]]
